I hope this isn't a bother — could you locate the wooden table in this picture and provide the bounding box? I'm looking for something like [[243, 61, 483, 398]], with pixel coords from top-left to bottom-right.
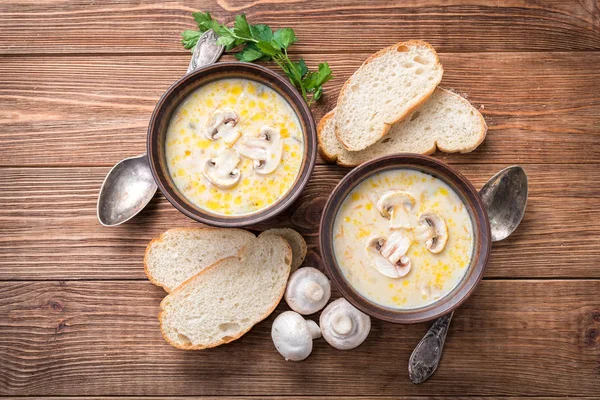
[[1, 1, 599, 398]]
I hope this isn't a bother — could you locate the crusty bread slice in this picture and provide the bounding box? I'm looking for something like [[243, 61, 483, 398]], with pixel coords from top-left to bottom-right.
[[334, 40, 443, 151], [144, 228, 255, 292], [259, 228, 307, 272], [159, 235, 292, 350], [319, 88, 487, 166]]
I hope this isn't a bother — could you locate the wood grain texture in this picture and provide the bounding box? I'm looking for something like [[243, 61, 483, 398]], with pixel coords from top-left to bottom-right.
[[1, 0, 599, 397], [1, 280, 599, 396], [0, 164, 598, 280], [0, 0, 599, 55], [0, 52, 598, 167], [3, 398, 600, 400], [5, 398, 598, 400]]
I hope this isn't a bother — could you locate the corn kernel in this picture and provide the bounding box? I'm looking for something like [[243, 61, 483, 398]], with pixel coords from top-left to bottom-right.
[[230, 85, 242, 95]]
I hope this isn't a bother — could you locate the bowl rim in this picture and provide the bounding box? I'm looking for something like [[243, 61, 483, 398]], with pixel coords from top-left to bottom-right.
[[147, 61, 317, 227], [319, 153, 492, 323]]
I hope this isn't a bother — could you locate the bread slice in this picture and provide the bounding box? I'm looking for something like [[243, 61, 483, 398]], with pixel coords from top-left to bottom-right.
[[259, 228, 307, 272], [159, 235, 292, 350], [319, 88, 487, 166], [334, 40, 443, 151], [144, 228, 255, 292]]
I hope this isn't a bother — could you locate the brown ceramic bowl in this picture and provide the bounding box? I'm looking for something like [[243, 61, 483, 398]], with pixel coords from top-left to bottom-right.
[[320, 154, 491, 323], [147, 62, 317, 227]]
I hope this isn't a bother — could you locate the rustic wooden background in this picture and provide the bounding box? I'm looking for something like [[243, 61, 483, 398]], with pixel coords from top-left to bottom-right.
[[1, 0, 599, 398]]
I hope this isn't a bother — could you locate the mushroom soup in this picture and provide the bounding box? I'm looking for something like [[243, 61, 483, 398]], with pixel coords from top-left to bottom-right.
[[332, 169, 474, 309], [165, 78, 304, 215]]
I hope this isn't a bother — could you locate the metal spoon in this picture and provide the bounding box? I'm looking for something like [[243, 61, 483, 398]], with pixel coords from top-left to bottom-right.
[[97, 154, 157, 226], [408, 166, 528, 383], [97, 30, 224, 226]]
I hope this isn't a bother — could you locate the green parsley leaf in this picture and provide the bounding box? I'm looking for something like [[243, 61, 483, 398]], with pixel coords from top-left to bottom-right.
[[235, 46, 264, 62], [233, 14, 252, 39], [181, 30, 201, 49], [255, 40, 277, 57], [216, 35, 236, 47], [301, 71, 317, 91], [286, 60, 303, 87], [250, 24, 273, 42], [273, 28, 297, 49], [192, 11, 214, 32], [315, 62, 333, 87], [296, 59, 308, 77]]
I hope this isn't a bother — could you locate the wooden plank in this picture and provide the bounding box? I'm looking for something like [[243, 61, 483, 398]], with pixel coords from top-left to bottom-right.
[[0, 52, 598, 167], [0, 280, 598, 396], [4, 398, 599, 400], [0, 164, 598, 280], [0, 0, 599, 55]]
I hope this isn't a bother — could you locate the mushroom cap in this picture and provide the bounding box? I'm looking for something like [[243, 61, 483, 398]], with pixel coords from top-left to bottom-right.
[[202, 148, 241, 189], [376, 190, 416, 228], [285, 267, 331, 315], [320, 298, 371, 350], [204, 108, 240, 143], [419, 211, 448, 253], [235, 126, 282, 175], [271, 311, 320, 361]]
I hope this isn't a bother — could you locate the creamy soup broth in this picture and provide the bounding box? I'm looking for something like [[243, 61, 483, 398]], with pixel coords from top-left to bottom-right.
[[165, 78, 304, 216], [333, 169, 474, 309]]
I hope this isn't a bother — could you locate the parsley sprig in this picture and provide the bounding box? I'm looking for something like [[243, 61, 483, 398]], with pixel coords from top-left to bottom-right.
[[182, 12, 332, 105]]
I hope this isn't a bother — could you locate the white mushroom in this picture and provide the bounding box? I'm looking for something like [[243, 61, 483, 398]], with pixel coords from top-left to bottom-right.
[[202, 148, 241, 189], [417, 211, 448, 253], [320, 298, 371, 350], [365, 230, 412, 278], [271, 311, 321, 361], [376, 190, 416, 228], [204, 108, 241, 144], [235, 126, 283, 174], [285, 267, 331, 315]]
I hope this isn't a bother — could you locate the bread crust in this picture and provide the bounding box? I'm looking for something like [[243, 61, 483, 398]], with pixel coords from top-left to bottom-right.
[[158, 236, 292, 350], [334, 40, 443, 152], [434, 89, 488, 154], [316, 109, 339, 163], [259, 228, 307, 271], [143, 227, 256, 293]]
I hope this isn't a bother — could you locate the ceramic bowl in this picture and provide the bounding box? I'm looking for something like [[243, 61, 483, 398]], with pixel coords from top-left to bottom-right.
[[147, 62, 317, 227], [319, 154, 492, 323]]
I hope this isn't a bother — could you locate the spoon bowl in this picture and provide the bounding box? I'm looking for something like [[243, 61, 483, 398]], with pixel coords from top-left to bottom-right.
[[97, 154, 157, 226], [480, 166, 528, 241]]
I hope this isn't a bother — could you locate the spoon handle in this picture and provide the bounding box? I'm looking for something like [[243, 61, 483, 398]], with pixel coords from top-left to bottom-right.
[[408, 311, 453, 384]]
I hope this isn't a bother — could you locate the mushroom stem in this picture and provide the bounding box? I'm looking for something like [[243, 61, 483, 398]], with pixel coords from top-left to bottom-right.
[[284, 267, 331, 315], [304, 282, 324, 302], [366, 233, 413, 279], [320, 299, 371, 350], [306, 320, 321, 339], [332, 314, 353, 336]]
